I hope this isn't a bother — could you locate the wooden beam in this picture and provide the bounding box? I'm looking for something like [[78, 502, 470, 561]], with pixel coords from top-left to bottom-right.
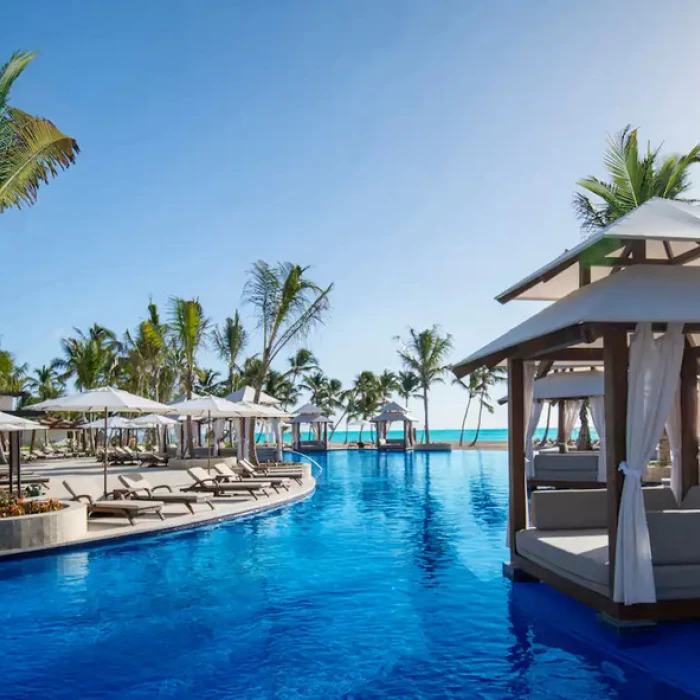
[[596, 257, 670, 267], [671, 244, 700, 266], [603, 327, 628, 600], [557, 399, 566, 453], [579, 261, 591, 287], [663, 240, 674, 260], [680, 345, 699, 499], [532, 348, 604, 362], [507, 358, 526, 558], [630, 239, 646, 262], [535, 360, 553, 379]]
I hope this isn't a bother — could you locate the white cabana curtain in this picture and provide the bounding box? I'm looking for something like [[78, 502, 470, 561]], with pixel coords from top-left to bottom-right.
[[614, 322, 684, 605], [666, 384, 682, 501], [525, 401, 543, 478], [589, 396, 607, 482], [237, 418, 245, 461], [212, 419, 225, 457], [563, 400, 582, 443]]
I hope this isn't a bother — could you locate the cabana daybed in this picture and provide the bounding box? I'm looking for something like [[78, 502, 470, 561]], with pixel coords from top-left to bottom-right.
[[371, 402, 417, 451], [452, 198, 700, 626]]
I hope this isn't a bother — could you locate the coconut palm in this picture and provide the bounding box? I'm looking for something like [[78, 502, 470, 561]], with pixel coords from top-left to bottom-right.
[[195, 368, 222, 395], [243, 261, 332, 460], [283, 348, 318, 386], [25, 364, 63, 403], [453, 372, 480, 446], [169, 297, 210, 457], [397, 371, 420, 409], [470, 367, 506, 446], [299, 371, 328, 405], [351, 371, 381, 443], [264, 370, 299, 409], [396, 327, 453, 444], [123, 300, 168, 400], [574, 125, 700, 234], [0, 51, 79, 212], [212, 311, 247, 394], [376, 370, 399, 404]]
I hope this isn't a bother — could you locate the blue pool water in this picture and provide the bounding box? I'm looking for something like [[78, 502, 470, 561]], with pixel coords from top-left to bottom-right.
[[0, 451, 693, 699]]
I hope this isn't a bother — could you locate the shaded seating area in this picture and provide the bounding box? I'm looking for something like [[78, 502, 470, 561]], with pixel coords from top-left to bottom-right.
[[451, 198, 700, 625], [371, 402, 416, 451], [290, 404, 331, 451]]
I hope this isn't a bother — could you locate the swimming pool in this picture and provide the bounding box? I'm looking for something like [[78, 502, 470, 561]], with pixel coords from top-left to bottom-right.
[[0, 450, 694, 698]]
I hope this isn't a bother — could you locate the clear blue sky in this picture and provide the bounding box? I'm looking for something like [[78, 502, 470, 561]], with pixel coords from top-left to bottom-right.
[[4, 0, 700, 428]]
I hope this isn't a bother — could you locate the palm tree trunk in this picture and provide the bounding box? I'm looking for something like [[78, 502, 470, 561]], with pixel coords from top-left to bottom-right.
[[423, 389, 430, 444], [470, 392, 485, 446], [459, 395, 472, 446], [541, 402, 552, 443]]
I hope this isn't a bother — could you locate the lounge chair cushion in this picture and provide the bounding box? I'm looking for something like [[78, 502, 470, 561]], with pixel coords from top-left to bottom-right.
[[516, 528, 609, 596], [647, 510, 700, 566], [530, 487, 677, 530]]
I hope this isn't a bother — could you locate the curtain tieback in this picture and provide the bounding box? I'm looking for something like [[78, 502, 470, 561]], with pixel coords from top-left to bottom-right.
[[618, 461, 641, 481]]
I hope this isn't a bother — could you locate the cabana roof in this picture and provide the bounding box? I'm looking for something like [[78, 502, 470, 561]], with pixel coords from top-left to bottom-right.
[[497, 198, 700, 303], [533, 370, 604, 400], [454, 264, 700, 377], [294, 403, 325, 416], [371, 411, 417, 423], [224, 386, 280, 405], [289, 413, 331, 424], [379, 401, 409, 413]]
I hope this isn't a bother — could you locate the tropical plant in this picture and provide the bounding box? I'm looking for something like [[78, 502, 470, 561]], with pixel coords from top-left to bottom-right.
[[351, 371, 381, 443], [396, 327, 452, 444], [123, 300, 168, 400], [397, 370, 420, 409], [376, 370, 399, 405], [25, 364, 63, 403], [169, 297, 210, 457], [263, 370, 299, 409], [212, 311, 247, 395], [453, 373, 480, 446], [470, 367, 506, 446], [574, 125, 700, 234], [283, 348, 318, 385], [243, 261, 332, 460], [0, 51, 79, 212], [195, 368, 222, 395]]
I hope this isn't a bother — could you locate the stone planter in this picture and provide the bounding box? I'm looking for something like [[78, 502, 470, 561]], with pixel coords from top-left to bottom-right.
[[0, 500, 87, 552]]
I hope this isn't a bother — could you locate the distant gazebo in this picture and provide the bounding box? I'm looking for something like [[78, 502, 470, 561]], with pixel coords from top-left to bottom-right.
[[371, 402, 417, 451], [224, 385, 280, 405], [290, 403, 331, 451]]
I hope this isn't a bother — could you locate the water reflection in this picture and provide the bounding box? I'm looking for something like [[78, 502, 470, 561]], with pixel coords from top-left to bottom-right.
[[469, 451, 508, 532]]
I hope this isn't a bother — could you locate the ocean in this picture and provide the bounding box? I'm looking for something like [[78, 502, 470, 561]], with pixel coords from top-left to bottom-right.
[[273, 427, 571, 444]]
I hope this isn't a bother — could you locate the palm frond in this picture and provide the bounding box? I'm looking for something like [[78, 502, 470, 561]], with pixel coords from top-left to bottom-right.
[[0, 108, 79, 211]]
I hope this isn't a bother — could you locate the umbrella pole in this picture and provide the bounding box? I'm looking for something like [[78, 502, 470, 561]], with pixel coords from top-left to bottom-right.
[[207, 410, 212, 472], [103, 409, 109, 497]]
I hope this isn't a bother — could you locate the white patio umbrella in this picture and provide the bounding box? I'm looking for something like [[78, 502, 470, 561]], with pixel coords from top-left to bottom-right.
[[29, 387, 171, 495], [0, 413, 47, 495], [173, 395, 260, 469], [131, 413, 180, 452]]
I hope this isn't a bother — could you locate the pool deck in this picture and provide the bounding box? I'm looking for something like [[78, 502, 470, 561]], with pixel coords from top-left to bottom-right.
[[1, 457, 315, 560]]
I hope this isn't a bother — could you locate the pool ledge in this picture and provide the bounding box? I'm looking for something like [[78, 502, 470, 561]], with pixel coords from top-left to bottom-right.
[[0, 477, 316, 562]]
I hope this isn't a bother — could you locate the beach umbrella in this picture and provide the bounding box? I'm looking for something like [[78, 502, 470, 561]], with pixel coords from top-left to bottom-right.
[[172, 395, 260, 469], [28, 387, 171, 495], [131, 413, 181, 452], [0, 413, 47, 496]]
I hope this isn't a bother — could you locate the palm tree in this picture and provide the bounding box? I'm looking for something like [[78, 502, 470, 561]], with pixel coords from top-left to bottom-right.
[[264, 370, 299, 409], [397, 370, 420, 409], [25, 364, 62, 403], [453, 372, 480, 446], [574, 125, 700, 234], [169, 297, 210, 457], [0, 51, 79, 212], [376, 370, 399, 404], [283, 349, 318, 386], [195, 368, 222, 395], [470, 367, 506, 446], [299, 371, 328, 404], [212, 311, 247, 394], [123, 300, 168, 400], [351, 371, 381, 443], [243, 261, 332, 461], [396, 327, 453, 444]]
